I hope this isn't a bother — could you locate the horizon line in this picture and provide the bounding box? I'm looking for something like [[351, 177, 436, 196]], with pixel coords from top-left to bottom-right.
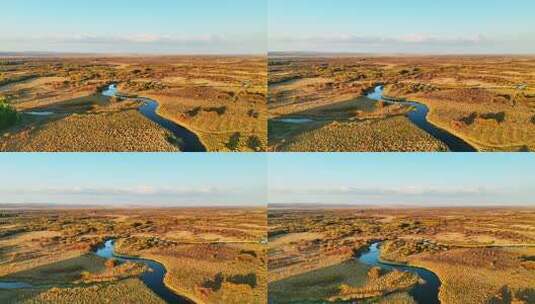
[[0, 51, 267, 58], [268, 51, 535, 57], [1, 203, 533, 209], [0, 203, 266, 209], [268, 203, 535, 208]]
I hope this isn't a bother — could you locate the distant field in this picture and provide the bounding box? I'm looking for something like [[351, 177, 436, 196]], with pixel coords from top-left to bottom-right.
[[268, 55, 535, 151], [0, 207, 267, 304], [268, 207, 535, 303], [0, 56, 266, 152]]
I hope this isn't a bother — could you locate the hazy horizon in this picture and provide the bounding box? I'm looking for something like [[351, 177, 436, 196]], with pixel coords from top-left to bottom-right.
[[269, 0, 535, 54], [0, 51, 267, 57], [0, 0, 266, 55], [268, 51, 535, 56]]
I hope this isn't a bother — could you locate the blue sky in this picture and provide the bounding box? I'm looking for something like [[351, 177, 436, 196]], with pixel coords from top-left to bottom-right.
[[269, 0, 535, 54], [0, 0, 266, 54], [268, 153, 535, 206], [0, 154, 266, 206], [3, 153, 534, 207]]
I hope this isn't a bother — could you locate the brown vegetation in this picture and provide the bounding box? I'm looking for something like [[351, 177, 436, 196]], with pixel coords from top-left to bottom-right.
[[0, 207, 267, 303], [0, 56, 266, 152], [269, 55, 535, 151], [268, 207, 535, 303]]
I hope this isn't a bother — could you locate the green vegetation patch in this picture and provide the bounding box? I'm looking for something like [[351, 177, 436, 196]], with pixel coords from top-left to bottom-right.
[[0, 97, 20, 130]]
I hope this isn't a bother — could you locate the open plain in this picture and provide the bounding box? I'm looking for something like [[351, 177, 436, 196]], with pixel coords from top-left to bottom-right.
[[268, 206, 535, 304], [0, 55, 267, 152], [268, 55, 535, 152], [0, 207, 267, 304]]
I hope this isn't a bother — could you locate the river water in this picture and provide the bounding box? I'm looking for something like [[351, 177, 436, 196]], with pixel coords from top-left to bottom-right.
[[275, 118, 315, 124], [0, 281, 33, 289], [367, 86, 477, 152], [101, 84, 206, 152], [358, 242, 441, 304], [94, 240, 194, 304]]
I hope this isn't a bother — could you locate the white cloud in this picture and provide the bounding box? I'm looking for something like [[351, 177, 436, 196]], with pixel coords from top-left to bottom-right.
[[3, 33, 229, 46], [272, 185, 497, 198], [0, 33, 266, 54], [2, 185, 232, 197], [270, 33, 492, 47], [78, 34, 226, 45], [267, 32, 535, 54], [268, 184, 535, 206]]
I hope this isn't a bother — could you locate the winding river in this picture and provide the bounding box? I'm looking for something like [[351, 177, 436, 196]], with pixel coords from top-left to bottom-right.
[[366, 86, 476, 152], [358, 242, 441, 304], [94, 240, 194, 304], [101, 84, 206, 152]]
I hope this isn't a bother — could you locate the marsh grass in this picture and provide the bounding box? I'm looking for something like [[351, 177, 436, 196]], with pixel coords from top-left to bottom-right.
[[0, 56, 266, 152], [269, 208, 535, 303], [268, 94, 446, 152], [273, 117, 447, 152], [0, 278, 166, 304], [410, 248, 535, 304], [328, 270, 419, 302], [269, 55, 535, 151], [0, 208, 267, 304], [269, 260, 370, 304], [1, 109, 178, 152]]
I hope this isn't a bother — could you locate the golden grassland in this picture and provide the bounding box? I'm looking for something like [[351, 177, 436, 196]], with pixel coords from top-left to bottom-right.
[[268, 94, 447, 152], [269, 260, 370, 303], [268, 55, 535, 151], [268, 208, 420, 303], [271, 116, 447, 152], [268, 258, 418, 304], [1, 108, 177, 152], [0, 56, 266, 152], [0, 207, 267, 304], [136, 57, 267, 152], [406, 247, 535, 304], [0, 278, 165, 304], [328, 269, 419, 303], [268, 207, 535, 303]]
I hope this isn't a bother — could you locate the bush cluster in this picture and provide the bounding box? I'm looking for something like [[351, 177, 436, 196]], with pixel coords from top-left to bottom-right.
[[0, 97, 20, 130]]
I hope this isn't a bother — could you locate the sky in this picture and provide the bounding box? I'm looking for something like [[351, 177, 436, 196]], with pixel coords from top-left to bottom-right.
[[0, 154, 266, 206], [269, 0, 535, 54], [0, 0, 266, 54], [268, 153, 535, 206], [3, 153, 534, 208]]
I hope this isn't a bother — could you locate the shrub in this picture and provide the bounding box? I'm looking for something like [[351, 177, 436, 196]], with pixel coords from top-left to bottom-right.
[[0, 97, 20, 130], [203, 272, 224, 291], [105, 259, 118, 269], [368, 267, 382, 279], [226, 132, 241, 151], [226, 273, 257, 288], [247, 135, 263, 152], [204, 106, 227, 116]]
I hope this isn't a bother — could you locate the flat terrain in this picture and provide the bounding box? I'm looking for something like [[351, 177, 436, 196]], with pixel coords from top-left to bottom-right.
[[0, 207, 267, 304], [268, 55, 535, 151], [0, 56, 267, 152], [268, 207, 535, 303]]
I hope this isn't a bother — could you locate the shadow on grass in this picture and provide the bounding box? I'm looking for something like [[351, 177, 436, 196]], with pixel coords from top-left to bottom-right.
[[268, 96, 403, 150]]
